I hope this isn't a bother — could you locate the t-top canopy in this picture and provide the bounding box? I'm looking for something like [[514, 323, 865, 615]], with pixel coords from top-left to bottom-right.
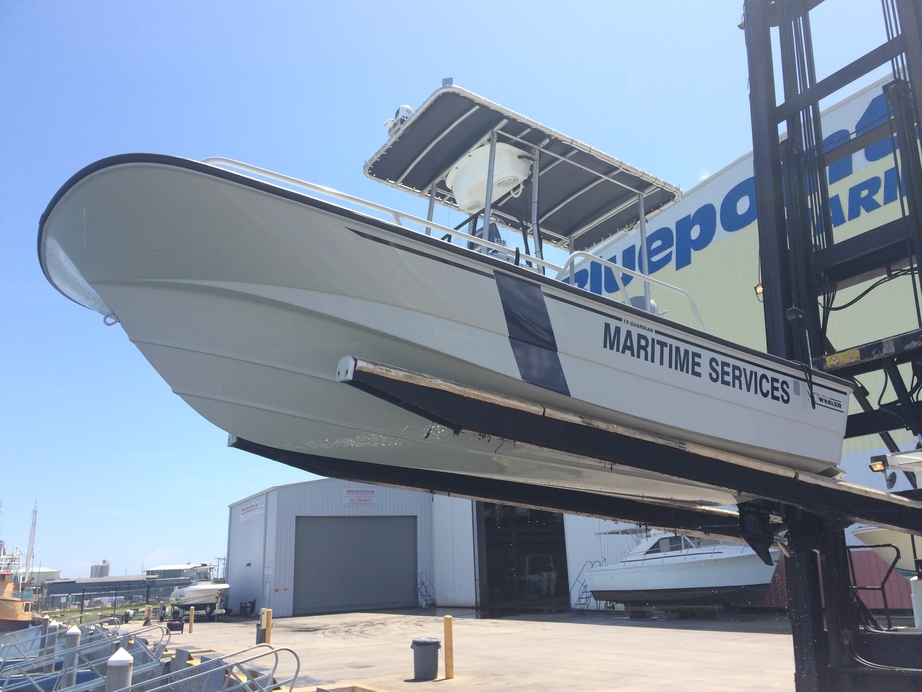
[[364, 84, 681, 252]]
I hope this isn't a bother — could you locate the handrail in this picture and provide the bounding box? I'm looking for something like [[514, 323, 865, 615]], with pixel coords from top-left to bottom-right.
[[639, 544, 724, 566], [569, 560, 602, 611], [418, 571, 436, 606], [569, 560, 601, 598], [0, 628, 41, 663], [558, 251, 707, 332], [202, 157, 707, 332], [203, 157, 563, 275], [847, 542, 901, 630], [0, 617, 112, 666], [0, 623, 170, 692], [134, 643, 300, 692]]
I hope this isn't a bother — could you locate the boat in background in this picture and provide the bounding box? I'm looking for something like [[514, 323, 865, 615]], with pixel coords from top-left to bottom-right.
[[585, 530, 779, 608], [0, 571, 33, 631], [168, 564, 229, 617]]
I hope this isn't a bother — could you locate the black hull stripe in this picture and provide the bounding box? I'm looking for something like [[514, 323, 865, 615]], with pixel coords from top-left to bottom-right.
[[495, 273, 570, 396]]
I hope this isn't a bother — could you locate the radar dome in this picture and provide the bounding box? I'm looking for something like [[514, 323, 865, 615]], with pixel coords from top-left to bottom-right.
[[445, 143, 532, 214]]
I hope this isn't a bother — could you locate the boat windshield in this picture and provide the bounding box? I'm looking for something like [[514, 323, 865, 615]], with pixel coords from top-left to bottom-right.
[[645, 536, 685, 555], [183, 566, 215, 582], [686, 537, 722, 549]]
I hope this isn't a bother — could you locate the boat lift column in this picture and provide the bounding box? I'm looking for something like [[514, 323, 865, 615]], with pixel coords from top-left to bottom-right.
[[743, 1, 922, 688]]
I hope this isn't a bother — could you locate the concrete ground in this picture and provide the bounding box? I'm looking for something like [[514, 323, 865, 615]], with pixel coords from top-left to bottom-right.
[[137, 609, 799, 691]]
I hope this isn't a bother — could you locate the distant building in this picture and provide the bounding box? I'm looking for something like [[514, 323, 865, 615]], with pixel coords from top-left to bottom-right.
[[30, 566, 61, 586], [90, 560, 110, 578], [145, 564, 210, 579]]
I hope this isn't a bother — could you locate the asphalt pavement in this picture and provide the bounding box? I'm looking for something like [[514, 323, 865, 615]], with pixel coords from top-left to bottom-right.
[[136, 608, 797, 691]]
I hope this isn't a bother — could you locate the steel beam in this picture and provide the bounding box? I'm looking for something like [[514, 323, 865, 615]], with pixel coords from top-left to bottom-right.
[[340, 357, 922, 535], [229, 437, 741, 538]]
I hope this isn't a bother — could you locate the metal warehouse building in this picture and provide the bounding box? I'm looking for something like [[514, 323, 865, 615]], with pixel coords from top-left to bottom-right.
[[225, 478, 619, 617], [226, 479, 481, 617]]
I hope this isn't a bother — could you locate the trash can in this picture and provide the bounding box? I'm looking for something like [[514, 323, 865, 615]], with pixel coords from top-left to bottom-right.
[[411, 637, 441, 680]]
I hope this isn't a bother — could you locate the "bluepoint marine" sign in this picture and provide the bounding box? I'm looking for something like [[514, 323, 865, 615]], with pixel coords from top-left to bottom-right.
[[568, 84, 906, 295]]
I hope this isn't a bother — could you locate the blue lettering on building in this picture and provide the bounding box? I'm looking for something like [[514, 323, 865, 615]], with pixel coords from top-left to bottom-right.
[[675, 204, 717, 270], [848, 176, 882, 219], [719, 177, 758, 232], [566, 89, 912, 293]]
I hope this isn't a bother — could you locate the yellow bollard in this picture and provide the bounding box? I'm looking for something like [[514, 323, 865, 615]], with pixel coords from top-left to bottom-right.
[[265, 608, 272, 644], [443, 615, 454, 679], [189, 606, 194, 634]]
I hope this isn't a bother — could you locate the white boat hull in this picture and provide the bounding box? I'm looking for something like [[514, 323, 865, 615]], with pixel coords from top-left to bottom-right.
[[39, 156, 851, 507], [169, 583, 230, 611], [586, 546, 779, 607]]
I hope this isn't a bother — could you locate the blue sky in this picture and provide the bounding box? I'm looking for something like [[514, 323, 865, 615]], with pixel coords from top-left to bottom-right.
[[0, 2, 888, 579]]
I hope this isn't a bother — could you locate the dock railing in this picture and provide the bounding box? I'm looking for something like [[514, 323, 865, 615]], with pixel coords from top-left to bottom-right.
[[846, 542, 902, 631], [204, 157, 559, 273], [0, 623, 170, 691], [0, 616, 121, 668], [129, 643, 300, 692]]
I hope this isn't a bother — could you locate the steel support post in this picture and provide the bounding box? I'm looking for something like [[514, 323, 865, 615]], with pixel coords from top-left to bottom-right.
[[744, 0, 795, 359], [786, 550, 830, 689]]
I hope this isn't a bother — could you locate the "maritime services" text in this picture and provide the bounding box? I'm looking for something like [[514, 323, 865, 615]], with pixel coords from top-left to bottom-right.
[[602, 322, 791, 404]]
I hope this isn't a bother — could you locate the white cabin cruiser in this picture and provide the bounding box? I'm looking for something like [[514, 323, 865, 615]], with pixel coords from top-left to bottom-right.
[[586, 530, 780, 607], [168, 564, 229, 616], [38, 84, 852, 512]]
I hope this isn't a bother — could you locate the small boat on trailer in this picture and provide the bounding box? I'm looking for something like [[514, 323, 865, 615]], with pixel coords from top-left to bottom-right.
[[585, 529, 779, 608], [168, 564, 229, 617], [38, 83, 851, 511]]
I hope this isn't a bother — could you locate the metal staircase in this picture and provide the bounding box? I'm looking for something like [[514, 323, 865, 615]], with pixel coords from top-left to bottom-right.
[[417, 571, 436, 608], [569, 560, 601, 612], [130, 643, 300, 692]]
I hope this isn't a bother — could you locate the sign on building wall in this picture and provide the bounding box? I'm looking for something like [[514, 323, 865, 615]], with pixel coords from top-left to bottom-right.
[[344, 487, 376, 507], [239, 500, 264, 523]]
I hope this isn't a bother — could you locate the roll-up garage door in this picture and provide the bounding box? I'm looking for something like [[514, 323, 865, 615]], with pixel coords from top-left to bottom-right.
[[293, 515, 418, 615]]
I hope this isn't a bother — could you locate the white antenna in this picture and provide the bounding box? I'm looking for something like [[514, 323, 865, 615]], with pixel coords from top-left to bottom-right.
[[24, 501, 37, 583]]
